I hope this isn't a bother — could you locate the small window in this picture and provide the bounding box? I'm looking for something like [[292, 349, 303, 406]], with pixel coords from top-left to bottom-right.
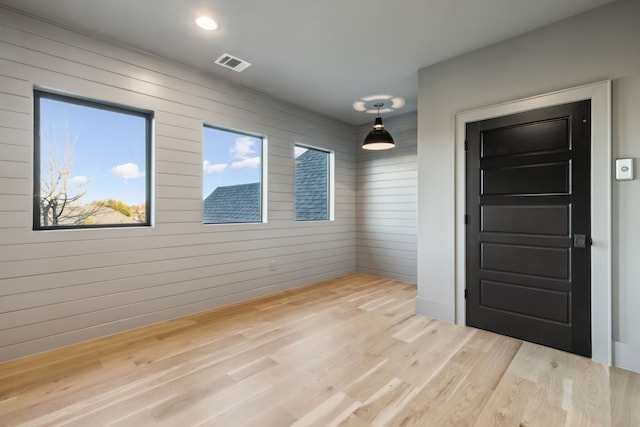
[[34, 90, 152, 230], [295, 145, 331, 221], [203, 126, 263, 224]]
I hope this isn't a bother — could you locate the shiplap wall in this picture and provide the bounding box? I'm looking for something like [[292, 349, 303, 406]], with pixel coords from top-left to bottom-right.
[[356, 113, 418, 283], [0, 7, 357, 362]]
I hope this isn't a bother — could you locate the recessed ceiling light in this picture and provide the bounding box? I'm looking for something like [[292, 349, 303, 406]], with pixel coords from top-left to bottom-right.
[[195, 16, 219, 31]]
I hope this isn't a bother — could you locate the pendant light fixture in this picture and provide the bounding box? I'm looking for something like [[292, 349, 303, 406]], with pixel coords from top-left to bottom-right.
[[362, 102, 395, 150]]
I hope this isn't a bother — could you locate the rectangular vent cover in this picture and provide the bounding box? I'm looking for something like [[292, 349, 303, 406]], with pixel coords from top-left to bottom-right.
[[215, 53, 251, 72]]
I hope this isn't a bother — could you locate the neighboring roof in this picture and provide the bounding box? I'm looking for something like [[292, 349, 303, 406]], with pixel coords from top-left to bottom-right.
[[295, 149, 328, 221], [202, 149, 328, 224], [203, 182, 260, 224], [88, 207, 142, 224], [53, 205, 142, 225]]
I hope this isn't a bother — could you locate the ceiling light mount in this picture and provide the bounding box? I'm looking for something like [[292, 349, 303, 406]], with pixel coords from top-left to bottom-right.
[[353, 94, 406, 114]]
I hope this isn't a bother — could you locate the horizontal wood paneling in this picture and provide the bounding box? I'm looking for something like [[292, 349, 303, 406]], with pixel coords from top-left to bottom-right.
[[356, 113, 418, 283], [0, 7, 357, 362]]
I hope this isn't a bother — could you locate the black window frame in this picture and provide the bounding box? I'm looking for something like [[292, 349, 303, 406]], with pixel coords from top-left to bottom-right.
[[33, 89, 153, 230], [202, 124, 265, 225]]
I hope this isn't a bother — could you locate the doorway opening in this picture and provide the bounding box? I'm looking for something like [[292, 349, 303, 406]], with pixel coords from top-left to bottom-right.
[[454, 81, 611, 364]]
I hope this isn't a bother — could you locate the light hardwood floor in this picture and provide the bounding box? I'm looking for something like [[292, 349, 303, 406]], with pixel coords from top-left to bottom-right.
[[0, 273, 638, 426]]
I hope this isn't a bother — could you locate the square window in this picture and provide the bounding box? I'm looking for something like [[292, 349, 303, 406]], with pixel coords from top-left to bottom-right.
[[33, 90, 152, 229], [295, 145, 331, 221], [202, 126, 263, 224]]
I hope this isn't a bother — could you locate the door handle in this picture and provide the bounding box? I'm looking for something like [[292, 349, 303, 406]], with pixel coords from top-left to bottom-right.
[[573, 234, 591, 248]]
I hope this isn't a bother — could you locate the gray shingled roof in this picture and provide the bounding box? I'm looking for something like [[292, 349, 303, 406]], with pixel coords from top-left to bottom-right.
[[203, 148, 328, 223], [203, 182, 260, 224], [295, 148, 328, 221]]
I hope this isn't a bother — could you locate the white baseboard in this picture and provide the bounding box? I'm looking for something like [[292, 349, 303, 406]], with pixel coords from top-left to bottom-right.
[[614, 341, 640, 373], [415, 296, 455, 323]]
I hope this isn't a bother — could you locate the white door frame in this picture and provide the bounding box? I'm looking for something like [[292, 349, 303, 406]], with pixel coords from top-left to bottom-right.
[[454, 81, 612, 365]]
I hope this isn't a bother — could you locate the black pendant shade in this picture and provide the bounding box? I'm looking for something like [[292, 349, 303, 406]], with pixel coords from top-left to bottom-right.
[[362, 116, 395, 150]]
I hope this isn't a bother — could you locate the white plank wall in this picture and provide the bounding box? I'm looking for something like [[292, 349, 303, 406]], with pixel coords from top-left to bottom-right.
[[356, 113, 418, 283], [0, 7, 358, 362]]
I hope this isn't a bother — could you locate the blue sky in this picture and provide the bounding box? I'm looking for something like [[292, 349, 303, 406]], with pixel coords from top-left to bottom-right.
[[40, 97, 264, 206], [202, 126, 262, 199], [39, 97, 147, 206]]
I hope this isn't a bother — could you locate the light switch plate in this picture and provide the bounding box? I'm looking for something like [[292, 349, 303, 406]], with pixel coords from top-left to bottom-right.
[[616, 158, 634, 181]]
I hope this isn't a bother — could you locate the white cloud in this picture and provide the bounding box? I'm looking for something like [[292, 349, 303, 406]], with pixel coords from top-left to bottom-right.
[[231, 156, 260, 169], [230, 136, 256, 160], [70, 175, 89, 186], [110, 162, 145, 179], [203, 160, 228, 174]]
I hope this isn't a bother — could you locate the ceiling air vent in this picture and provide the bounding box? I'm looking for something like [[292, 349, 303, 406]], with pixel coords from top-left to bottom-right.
[[215, 53, 251, 72]]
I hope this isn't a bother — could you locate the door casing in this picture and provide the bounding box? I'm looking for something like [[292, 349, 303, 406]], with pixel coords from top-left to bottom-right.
[[454, 81, 612, 364]]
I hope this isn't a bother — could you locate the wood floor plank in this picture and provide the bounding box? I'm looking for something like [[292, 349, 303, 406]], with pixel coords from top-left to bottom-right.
[[290, 391, 361, 427], [1, 273, 638, 426], [610, 365, 640, 426], [382, 358, 477, 427], [423, 335, 521, 427], [351, 377, 417, 426], [472, 373, 536, 427], [152, 374, 273, 426], [205, 365, 308, 427]]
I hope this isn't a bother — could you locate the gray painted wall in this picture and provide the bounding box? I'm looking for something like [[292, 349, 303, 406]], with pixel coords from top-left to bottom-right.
[[356, 113, 418, 283], [417, 0, 640, 372], [0, 8, 358, 362]]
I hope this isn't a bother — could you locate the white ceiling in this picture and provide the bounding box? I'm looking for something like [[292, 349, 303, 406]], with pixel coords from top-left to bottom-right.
[[0, 0, 615, 125]]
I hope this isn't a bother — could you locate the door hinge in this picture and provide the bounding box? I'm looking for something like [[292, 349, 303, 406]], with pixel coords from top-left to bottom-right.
[[464, 214, 469, 225], [464, 140, 469, 151], [464, 289, 468, 299]]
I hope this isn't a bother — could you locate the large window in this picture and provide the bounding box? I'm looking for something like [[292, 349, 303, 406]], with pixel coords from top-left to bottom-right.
[[295, 145, 331, 221], [202, 126, 263, 224], [33, 90, 152, 230]]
